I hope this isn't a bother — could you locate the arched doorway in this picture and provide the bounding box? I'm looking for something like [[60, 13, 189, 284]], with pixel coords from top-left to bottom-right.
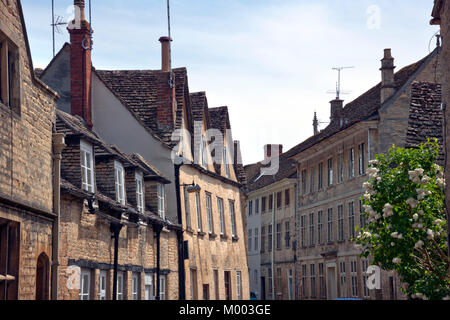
[[36, 252, 50, 300]]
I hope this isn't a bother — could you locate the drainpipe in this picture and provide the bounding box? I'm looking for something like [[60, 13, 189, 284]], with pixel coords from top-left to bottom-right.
[[110, 222, 123, 300], [51, 133, 66, 300], [271, 192, 275, 300], [294, 180, 299, 300], [174, 163, 186, 300], [154, 224, 163, 300]]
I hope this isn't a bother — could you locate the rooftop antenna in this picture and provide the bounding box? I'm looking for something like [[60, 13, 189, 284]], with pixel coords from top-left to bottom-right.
[[51, 0, 67, 57], [327, 66, 354, 99], [167, 0, 174, 88]]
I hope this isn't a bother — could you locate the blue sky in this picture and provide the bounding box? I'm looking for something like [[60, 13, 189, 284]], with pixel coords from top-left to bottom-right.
[[22, 0, 439, 164]]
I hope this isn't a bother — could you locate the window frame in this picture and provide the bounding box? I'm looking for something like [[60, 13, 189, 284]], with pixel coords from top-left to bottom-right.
[[218, 197, 225, 235], [80, 140, 95, 193], [157, 183, 165, 219], [135, 171, 144, 213], [358, 143, 365, 176], [196, 192, 203, 233], [98, 270, 107, 300], [114, 161, 126, 205], [327, 158, 333, 186], [79, 269, 91, 301], [338, 205, 344, 241], [206, 192, 214, 234], [348, 148, 355, 179], [116, 272, 124, 300], [132, 272, 140, 300], [229, 200, 237, 238], [0, 36, 20, 113]]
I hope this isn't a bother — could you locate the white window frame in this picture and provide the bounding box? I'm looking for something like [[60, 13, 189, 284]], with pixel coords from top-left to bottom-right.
[[236, 271, 242, 300], [98, 270, 107, 300], [361, 259, 370, 299], [132, 273, 140, 300], [287, 269, 293, 300], [157, 183, 165, 219], [350, 260, 358, 298], [218, 197, 225, 235], [339, 261, 347, 298], [327, 208, 333, 243], [358, 143, 365, 175], [229, 200, 237, 237], [338, 153, 344, 183], [136, 172, 144, 213], [349, 148, 355, 178], [196, 192, 203, 232], [254, 228, 259, 251], [145, 273, 155, 300], [328, 158, 333, 186], [338, 205, 344, 241], [349, 201, 355, 240], [79, 269, 91, 300], [310, 264, 316, 298], [80, 140, 95, 193], [114, 161, 126, 205], [184, 188, 191, 228], [159, 275, 166, 300], [206, 192, 213, 234], [318, 210, 323, 245], [117, 272, 124, 300]]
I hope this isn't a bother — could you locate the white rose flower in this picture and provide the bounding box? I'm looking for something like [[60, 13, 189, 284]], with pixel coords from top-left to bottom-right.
[[427, 229, 434, 240], [398, 234, 403, 239], [363, 193, 371, 201], [433, 219, 443, 225], [391, 242, 395, 247], [367, 167, 379, 178], [369, 159, 378, 165], [391, 232, 398, 238], [413, 214, 419, 221], [437, 178, 446, 189], [415, 168, 424, 176], [392, 257, 401, 264], [420, 175, 431, 185]]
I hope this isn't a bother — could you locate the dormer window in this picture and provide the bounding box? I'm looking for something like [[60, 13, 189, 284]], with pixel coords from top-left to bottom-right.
[[223, 146, 230, 178], [80, 140, 94, 193], [114, 161, 125, 205], [157, 183, 165, 219], [136, 172, 144, 213]]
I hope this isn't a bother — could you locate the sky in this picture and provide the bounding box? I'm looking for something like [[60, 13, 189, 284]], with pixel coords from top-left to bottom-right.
[[22, 0, 439, 165]]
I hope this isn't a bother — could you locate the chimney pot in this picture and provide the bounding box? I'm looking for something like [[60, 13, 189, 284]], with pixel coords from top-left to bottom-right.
[[380, 48, 396, 104], [264, 144, 283, 161], [159, 36, 172, 72]]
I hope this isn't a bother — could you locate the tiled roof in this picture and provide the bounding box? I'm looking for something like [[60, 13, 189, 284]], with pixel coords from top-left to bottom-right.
[[95, 68, 188, 146], [244, 155, 297, 193], [209, 106, 231, 136], [284, 49, 438, 160], [56, 110, 166, 179], [245, 50, 437, 193], [406, 81, 444, 164]]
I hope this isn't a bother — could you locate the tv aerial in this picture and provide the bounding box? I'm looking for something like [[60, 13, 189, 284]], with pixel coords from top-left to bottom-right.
[[327, 66, 354, 100], [51, 0, 68, 57]]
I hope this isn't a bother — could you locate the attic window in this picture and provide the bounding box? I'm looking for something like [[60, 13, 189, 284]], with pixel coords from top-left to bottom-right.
[[136, 172, 144, 213], [114, 161, 126, 205], [0, 35, 20, 113], [80, 140, 94, 193]]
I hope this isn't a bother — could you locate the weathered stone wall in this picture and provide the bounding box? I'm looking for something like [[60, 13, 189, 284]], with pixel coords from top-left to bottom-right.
[[0, 0, 57, 300], [58, 193, 179, 300], [180, 165, 250, 300]]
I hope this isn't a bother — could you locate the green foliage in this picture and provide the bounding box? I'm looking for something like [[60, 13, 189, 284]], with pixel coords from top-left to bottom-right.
[[355, 139, 450, 300]]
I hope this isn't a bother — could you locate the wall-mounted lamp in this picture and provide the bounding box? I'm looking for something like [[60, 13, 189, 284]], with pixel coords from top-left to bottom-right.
[[181, 181, 201, 194]]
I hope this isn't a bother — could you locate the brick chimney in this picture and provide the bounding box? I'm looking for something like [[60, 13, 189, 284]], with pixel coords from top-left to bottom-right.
[[313, 112, 319, 135], [69, 0, 93, 128], [159, 37, 172, 72], [380, 48, 396, 104], [330, 99, 343, 122], [155, 37, 176, 131]]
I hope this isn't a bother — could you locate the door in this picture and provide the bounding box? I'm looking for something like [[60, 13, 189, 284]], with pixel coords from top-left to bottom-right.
[[261, 277, 266, 300], [327, 266, 337, 300], [35, 253, 49, 300]]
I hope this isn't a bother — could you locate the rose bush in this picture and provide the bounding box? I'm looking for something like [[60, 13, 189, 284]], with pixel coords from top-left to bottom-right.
[[355, 140, 450, 300]]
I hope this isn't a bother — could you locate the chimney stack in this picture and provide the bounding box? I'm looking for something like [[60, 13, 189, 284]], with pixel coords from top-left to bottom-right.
[[69, 0, 93, 128], [313, 112, 319, 135], [330, 99, 343, 122], [264, 144, 283, 161], [380, 48, 396, 104], [159, 37, 172, 72]]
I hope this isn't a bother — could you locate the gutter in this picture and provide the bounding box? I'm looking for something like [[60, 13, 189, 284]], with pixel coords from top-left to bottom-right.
[[271, 192, 275, 300], [51, 133, 66, 300]]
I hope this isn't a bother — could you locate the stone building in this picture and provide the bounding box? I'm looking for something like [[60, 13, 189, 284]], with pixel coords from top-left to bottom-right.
[[245, 47, 443, 300], [39, 0, 249, 300], [285, 48, 442, 300], [0, 0, 59, 300], [55, 110, 179, 300], [244, 145, 298, 300], [431, 0, 450, 258]]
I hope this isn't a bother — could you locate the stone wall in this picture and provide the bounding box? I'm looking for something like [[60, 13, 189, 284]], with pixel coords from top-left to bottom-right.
[[180, 165, 249, 300], [58, 193, 179, 300], [0, 0, 57, 300]]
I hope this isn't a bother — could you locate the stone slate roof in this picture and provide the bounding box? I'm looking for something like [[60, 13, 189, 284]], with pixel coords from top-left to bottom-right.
[[245, 50, 438, 193], [284, 49, 438, 160], [190, 92, 210, 126], [406, 81, 444, 164], [95, 68, 188, 146], [209, 106, 231, 136], [56, 110, 169, 181]]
